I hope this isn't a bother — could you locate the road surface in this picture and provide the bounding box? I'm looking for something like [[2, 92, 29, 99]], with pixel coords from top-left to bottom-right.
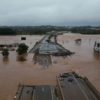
[[58, 72, 98, 100], [29, 33, 71, 54], [14, 85, 56, 100]]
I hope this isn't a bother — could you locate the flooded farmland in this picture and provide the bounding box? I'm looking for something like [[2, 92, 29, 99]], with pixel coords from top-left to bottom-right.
[[0, 34, 100, 100]]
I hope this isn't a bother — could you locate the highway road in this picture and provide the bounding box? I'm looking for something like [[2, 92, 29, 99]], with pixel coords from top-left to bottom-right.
[[39, 35, 58, 54], [58, 73, 97, 100], [29, 35, 49, 53], [29, 33, 70, 54], [34, 85, 52, 100], [14, 85, 56, 100]]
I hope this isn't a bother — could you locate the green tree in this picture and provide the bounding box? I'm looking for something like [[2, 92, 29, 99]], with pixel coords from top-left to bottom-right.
[[2, 49, 9, 57], [16, 43, 29, 55], [0, 28, 16, 35]]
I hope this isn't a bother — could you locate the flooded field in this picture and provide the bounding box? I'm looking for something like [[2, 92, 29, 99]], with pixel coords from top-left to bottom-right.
[[0, 34, 100, 100]]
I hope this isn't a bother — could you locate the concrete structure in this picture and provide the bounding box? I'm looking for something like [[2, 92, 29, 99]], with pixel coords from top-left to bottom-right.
[[57, 72, 100, 100], [14, 85, 57, 100], [29, 33, 73, 55], [94, 39, 100, 51], [39, 43, 58, 54]]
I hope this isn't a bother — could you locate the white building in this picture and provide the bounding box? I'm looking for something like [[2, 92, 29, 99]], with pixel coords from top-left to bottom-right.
[[94, 39, 100, 51]]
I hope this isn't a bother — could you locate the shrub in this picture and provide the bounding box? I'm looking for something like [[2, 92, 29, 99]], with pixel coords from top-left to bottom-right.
[[16, 43, 28, 55], [2, 48, 9, 57]]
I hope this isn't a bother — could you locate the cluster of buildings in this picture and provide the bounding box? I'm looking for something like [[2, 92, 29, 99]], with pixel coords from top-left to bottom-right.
[[94, 39, 100, 52], [0, 43, 18, 51]]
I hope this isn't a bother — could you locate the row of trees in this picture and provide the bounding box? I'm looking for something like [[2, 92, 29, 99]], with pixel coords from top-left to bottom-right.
[[70, 27, 100, 34], [0, 28, 16, 35], [0, 26, 100, 35], [11, 26, 70, 35]]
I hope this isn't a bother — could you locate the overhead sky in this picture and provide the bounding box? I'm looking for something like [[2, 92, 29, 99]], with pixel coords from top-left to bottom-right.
[[0, 0, 100, 26]]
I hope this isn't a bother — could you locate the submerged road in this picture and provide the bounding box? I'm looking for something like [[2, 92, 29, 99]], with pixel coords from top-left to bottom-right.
[[29, 33, 70, 54], [39, 35, 58, 54]]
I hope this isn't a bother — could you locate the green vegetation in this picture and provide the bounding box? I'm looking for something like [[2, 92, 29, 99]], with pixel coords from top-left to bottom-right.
[[55, 88, 58, 97], [2, 49, 9, 57], [30, 41, 40, 51], [16, 27, 46, 35], [0, 26, 100, 35], [16, 43, 29, 55], [34, 41, 40, 48], [0, 28, 16, 35], [71, 27, 100, 34], [17, 56, 26, 61]]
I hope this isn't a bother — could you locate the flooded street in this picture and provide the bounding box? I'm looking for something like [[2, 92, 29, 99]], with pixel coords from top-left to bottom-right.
[[0, 34, 100, 100]]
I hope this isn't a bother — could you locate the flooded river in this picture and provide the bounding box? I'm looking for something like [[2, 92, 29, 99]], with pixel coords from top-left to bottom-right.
[[0, 34, 100, 100]]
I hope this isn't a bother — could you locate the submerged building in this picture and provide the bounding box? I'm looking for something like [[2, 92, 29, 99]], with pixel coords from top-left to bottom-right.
[[94, 39, 100, 51]]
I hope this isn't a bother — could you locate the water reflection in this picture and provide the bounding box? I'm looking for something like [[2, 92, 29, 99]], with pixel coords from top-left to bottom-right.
[[33, 54, 52, 68], [16, 53, 28, 61], [93, 50, 100, 60], [2, 57, 9, 64]]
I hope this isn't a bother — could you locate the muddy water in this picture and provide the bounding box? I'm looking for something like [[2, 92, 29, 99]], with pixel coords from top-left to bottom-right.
[[0, 35, 100, 100]]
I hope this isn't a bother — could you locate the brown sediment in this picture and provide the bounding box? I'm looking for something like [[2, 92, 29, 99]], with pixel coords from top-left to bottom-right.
[[0, 34, 100, 100]]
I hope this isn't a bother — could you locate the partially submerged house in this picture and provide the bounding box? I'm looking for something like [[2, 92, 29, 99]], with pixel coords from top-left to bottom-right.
[[94, 39, 100, 51], [75, 39, 81, 43]]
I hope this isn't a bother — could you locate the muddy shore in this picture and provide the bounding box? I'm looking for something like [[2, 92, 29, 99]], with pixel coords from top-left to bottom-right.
[[0, 34, 100, 100]]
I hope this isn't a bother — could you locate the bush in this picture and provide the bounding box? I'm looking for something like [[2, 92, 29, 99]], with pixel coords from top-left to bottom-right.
[[16, 43, 28, 55], [2, 48, 9, 57]]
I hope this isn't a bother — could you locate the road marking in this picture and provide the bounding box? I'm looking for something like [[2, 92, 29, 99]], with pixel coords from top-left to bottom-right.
[[32, 89, 35, 100], [72, 73, 90, 100], [42, 86, 44, 91], [50, 85, 54, 100], [57, 78, 65, 100]]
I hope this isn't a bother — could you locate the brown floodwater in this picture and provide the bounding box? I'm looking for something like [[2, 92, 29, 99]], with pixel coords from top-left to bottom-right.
[[0, 34, 100, 100]]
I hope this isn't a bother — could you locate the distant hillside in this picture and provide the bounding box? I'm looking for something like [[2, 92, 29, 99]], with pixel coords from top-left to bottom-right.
[[0, 28, 16, 35], [0, 26, 100, 35]]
